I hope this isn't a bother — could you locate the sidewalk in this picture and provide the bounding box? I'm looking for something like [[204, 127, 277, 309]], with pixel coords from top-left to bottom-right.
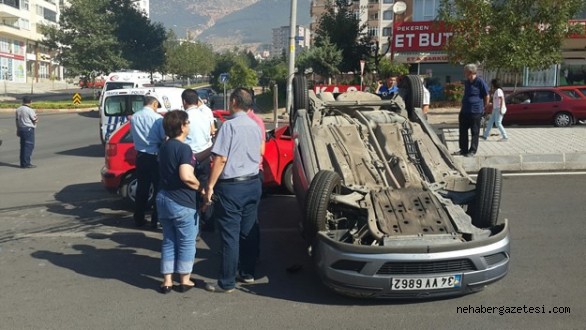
[[424, 108, 586, 172], [259, 107, 586, 173]]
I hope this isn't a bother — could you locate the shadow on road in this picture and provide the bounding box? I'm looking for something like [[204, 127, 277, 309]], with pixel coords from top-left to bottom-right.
[[56, 144, 104, 158], [77, 110, 99, 118], [31, 240, 160, 291], [0, 161, 22, 168]]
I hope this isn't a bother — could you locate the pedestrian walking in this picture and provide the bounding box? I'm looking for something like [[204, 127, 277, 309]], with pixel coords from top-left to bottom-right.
[[183, 89, 216, 230], [457, 64, 489, 157], [482, 78, 508, 142], [156, 110, 202, 294], [203, 88, 263, 293], [129, 96, 165, 228], [15, 96, 38, 168]]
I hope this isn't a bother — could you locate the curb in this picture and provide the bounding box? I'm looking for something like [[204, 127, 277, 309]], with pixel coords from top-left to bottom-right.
[[453, 152, 586, 173], [0, 107, 96, 114]]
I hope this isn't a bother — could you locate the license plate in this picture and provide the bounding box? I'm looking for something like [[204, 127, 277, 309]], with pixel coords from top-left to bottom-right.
[[391, 274, 462, 290]]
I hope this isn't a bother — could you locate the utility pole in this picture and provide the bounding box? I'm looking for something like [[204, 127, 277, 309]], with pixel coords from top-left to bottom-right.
[[285, 0, 297, 116]]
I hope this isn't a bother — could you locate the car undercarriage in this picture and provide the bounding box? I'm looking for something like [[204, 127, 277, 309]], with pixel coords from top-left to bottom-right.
[[290, 75, 509, 298]]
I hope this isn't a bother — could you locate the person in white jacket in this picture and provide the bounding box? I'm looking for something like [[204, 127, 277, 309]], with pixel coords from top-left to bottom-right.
[[482, 78, 508, 142]]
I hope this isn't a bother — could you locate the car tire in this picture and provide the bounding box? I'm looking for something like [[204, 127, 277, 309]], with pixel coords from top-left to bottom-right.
[[553, 112, 573, 127], [120, 173, 154, 208], [471, 167, 502, 228], [292, 74, 309, 120], [400, 75, 424, 119], [304, 170, 341, 240], [282, 163, 295, 195]]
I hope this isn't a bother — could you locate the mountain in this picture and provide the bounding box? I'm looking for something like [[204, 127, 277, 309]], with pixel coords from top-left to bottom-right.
[[150, 0, 311, 51]]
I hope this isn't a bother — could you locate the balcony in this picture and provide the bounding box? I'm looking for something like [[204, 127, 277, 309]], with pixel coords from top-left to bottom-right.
[[1, 0, 21, 18]]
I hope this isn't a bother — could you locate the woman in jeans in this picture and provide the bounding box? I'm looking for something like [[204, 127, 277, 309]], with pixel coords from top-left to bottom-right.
[[482, 78, 508, 142], [156, 110, 202, 293]]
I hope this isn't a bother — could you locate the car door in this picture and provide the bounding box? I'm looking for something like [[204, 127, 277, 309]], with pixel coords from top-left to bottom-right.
[[504, 91, 532, 124], [529, 90, 563, 124]]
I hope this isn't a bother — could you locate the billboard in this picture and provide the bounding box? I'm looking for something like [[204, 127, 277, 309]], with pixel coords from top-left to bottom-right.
[[393, 21, 453, 52]]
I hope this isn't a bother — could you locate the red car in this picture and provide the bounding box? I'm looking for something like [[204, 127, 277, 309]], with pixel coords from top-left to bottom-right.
[[101, 110, 294, 206], [487, 87, 586, 127]]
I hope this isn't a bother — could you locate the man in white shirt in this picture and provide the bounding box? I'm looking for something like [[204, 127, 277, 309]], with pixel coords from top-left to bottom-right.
[[183, 89, 216, 227]]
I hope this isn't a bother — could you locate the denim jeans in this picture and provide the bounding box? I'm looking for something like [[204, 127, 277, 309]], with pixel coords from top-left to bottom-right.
[[18, 127, 35, 167], [156, 190, 198, 275], [483, 110, 508, 139], [214, 178, 262, 289]]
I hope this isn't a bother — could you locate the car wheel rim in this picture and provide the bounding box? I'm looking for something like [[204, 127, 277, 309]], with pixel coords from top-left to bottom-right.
[[128, 179, 138, 202], [556, 114, 570, 126]]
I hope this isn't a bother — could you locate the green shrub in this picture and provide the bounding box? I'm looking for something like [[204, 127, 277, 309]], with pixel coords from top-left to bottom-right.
[[444, 82, 464, 102]]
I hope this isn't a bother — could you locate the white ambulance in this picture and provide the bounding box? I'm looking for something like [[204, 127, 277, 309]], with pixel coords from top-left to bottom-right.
[[99, 87, 185, 144], [102, 71, 152, 92]]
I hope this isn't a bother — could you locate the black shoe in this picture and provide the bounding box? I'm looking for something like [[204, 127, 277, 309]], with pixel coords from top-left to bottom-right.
[[179, 283, 196, 292], [452, 150, 467, 156], [21, 164, 37, 169], [158, 285, 172, 294]]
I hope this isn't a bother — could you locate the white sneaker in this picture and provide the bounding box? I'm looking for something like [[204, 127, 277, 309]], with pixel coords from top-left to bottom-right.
[[204, 282, 235, 293]]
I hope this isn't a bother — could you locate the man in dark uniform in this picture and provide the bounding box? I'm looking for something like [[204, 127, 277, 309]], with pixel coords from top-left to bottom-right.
[[129, 96, 165, 228], [204, 88, 263, 293]]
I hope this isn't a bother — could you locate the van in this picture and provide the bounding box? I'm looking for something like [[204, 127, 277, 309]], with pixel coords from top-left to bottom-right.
[[102, 71, 152, 92], [99, 87, 185, 144]]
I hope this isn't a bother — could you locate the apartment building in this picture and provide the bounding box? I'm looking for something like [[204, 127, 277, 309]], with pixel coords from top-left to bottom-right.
[[310, 0, 395, 52], [271, 25, 311, 58], [0, 0, 150, 83], [0, 0, 65, 83]]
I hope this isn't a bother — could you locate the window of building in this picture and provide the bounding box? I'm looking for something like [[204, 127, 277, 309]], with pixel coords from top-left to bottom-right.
[[23, 0, 30, 10], [2, 0, 20, 9], [13, 41, 24, 55], [0, 38, 10, 53], [368, 27, 378, 37], [382, 27, 391, 36], [383, 10, 393, 20], [383, 0, 394, 3], [19, 19, 30, 30], [413, 0, 440, 21]]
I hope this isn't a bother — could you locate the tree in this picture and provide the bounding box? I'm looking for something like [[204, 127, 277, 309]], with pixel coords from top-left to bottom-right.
[[41, 0, 127, 76], [314, 0, 371, 73], [211, 50, 258, 91], [228, 61, 258, 89], [111, 0, 167, 74], [296, 37, 342, 84], [166, 41, 215, 79], [377, 58, 409, 79], [438, 0, 584, 74], [41, 0, 168, 77]]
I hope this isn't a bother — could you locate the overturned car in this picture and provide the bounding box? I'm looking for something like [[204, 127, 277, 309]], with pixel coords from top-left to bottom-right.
[[290, 75, 509, 299]]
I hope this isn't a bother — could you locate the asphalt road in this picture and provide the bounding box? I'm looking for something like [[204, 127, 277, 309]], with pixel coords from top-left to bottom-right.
[[0, 112, 584, 329]]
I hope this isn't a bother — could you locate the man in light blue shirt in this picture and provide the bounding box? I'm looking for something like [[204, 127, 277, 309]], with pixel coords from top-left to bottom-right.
[[204, 88, 263, 293], [183, 89, 216, 230], [130, 96, 166, 228]]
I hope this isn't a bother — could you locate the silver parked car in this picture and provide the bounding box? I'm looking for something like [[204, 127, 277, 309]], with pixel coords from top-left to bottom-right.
[[290, 75, 510, 299]]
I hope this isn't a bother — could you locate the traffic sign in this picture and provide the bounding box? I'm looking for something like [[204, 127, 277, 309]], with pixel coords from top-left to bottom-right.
[[219, 73, 229, 84], [72, 93, 82, 105]]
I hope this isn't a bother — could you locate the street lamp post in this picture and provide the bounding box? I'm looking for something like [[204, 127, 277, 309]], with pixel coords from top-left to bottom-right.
[[286, 0, 298, 117]]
